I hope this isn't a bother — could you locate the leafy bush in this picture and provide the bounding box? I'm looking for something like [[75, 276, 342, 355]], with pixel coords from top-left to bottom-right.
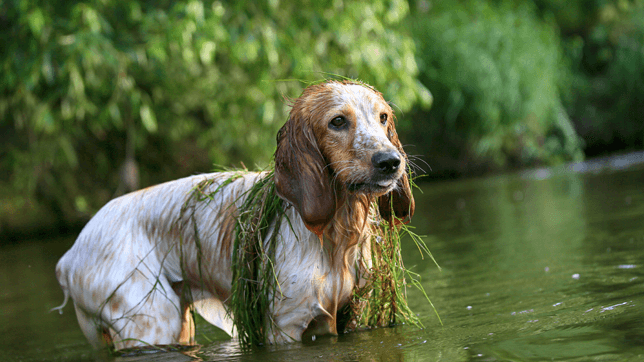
[[406, 1, 583, 175], [0, 0, 429, 226], [562, 2, 644, 155]]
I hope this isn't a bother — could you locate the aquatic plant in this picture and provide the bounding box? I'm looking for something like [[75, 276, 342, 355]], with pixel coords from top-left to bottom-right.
[[185, 167, 437, 347]]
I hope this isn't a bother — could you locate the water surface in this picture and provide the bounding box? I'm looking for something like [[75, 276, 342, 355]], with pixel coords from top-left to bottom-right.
[[2, 163, 643, 361]]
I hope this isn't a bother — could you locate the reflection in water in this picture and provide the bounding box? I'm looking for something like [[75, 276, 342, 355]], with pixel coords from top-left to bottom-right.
[[413, 166, 644, 361], [1, 165, 644, 361]]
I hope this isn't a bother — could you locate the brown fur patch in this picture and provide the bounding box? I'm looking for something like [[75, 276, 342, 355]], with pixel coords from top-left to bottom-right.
[[177, 305, 195, 344], [101, 327, 114, 346], [110, 299, 120, 313], [73, 272, 82, 286], [217, 208, 237, 260]]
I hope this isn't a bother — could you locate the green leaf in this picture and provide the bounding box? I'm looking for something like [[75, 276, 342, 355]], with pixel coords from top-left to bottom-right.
[[27, 8, 45, 37], [140, 104, 158, 133], [59, 136, 78, 168]]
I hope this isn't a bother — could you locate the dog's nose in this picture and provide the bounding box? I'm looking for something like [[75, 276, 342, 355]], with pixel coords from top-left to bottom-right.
[[372, 151, 401, 175]]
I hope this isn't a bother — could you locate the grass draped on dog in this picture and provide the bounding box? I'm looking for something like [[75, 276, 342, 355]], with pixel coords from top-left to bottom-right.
[[182, 167, 439, 347]]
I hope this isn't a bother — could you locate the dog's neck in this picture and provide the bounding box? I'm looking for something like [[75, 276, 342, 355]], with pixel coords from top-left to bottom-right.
[[324, 192, 372, 250]]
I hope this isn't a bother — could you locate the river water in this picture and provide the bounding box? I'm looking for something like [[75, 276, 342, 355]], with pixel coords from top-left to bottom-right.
[[1, 161, 643, 361]]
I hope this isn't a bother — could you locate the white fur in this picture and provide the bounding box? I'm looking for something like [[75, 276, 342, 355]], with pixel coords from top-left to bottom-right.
[[329, 83, 394, 151]]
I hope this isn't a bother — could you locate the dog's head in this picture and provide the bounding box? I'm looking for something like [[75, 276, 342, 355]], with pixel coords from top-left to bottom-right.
[[274, 80, 414, 236]]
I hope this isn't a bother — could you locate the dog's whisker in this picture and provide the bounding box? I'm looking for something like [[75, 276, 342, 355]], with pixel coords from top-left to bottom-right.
[[407, 154, 431, 173]]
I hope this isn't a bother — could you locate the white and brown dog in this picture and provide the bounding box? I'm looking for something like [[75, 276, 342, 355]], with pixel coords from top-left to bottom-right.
[[54, 80, 414, 350]]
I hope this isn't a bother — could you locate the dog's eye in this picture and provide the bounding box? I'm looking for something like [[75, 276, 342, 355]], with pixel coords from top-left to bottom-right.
[[380, 113, 388, 125], [329, 116, 347, 129]]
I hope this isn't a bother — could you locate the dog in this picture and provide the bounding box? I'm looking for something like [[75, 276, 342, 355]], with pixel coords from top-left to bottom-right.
[[53, 80, 414, 350]]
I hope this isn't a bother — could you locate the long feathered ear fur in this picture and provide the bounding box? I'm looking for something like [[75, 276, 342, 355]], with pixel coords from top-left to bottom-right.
[[378, 117, 415, 225], [274, 101, 336, 237]]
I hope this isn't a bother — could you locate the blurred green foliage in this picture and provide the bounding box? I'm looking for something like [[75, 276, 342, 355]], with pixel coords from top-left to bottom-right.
[[0, 0, 429, 230], [405, 0, 583, 175], [555, 0, 644, 155], [2, 0, 644, 234]]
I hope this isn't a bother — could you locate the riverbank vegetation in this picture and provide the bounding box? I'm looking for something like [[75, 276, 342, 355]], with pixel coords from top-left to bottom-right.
[[2, 0, 643, 237]]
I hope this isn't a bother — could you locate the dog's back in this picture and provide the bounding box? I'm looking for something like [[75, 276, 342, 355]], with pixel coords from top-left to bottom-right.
[[54, 171, 262, 349]]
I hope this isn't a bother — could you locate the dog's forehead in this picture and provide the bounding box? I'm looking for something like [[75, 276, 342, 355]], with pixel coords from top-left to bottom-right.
[[327, 83, 389, 112]]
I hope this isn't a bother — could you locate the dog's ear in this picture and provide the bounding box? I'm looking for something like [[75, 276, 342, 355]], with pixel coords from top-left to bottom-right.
[[274, 107, 336, 237], [378, 118, 415, 225]]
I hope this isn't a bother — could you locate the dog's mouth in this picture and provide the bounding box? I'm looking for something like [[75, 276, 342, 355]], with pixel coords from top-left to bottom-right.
[[348, 177, 397, 195]]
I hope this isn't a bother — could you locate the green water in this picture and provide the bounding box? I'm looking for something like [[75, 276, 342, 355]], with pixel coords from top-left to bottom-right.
[[2, 164, 643, 361]]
